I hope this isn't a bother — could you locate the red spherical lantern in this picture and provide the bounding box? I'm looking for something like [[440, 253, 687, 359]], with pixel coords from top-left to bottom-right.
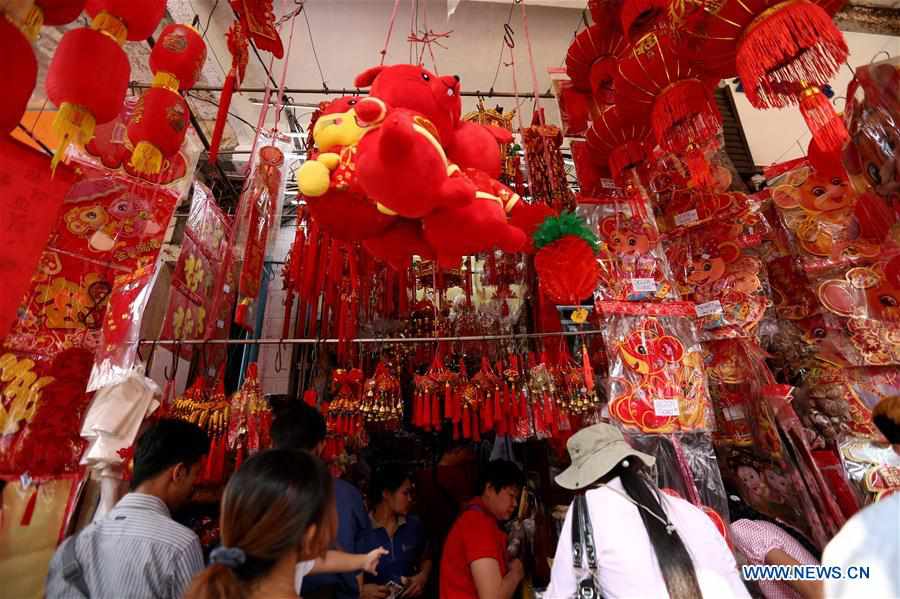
[[566, 23, 625, 105], [46, 26, 130, 166], [127, 87, 190, 174], [587, 105, 654, 182], [36, 0, 87, 26], [0, 17, 38, 134], [85, 0, 167, 41], [150, 24, 207, 90]]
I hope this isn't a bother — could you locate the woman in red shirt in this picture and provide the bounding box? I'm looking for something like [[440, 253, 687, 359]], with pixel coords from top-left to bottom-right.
[[439, 460, 526, 599]]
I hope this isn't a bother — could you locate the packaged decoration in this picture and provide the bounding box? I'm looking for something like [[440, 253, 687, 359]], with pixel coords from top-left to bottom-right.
[[599, 302, 713, 433], [579, 200, 679, 302]]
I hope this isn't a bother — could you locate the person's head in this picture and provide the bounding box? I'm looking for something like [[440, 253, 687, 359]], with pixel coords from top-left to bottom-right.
[[555, 424, 702, 599], [370, 466, 413, 516], [479, 459, 525, 521], [185, 450, 337, 599], [873, 396, 900, 455], [131, 418, 210, 511], [270, 401, 327, 456]]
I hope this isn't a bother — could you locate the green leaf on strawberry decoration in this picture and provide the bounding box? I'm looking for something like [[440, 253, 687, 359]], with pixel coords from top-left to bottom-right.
[[532, 210, 599, 253]]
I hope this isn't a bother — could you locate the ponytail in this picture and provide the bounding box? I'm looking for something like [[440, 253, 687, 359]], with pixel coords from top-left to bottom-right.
[[185, 564, 244, 599], [617, 461, 703, 599]]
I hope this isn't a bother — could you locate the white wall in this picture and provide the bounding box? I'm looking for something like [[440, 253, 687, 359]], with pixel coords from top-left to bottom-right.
[[730, 30, 900, 167]]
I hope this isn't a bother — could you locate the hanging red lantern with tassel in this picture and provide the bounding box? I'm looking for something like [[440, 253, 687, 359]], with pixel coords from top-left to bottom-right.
[[128, 24, 205, 174], [614, 31, 722, 184], [46, 0, 165, 167], [533, 211, 602, 305], [680, 0, 849, 151], [587, 105, 654, 192]]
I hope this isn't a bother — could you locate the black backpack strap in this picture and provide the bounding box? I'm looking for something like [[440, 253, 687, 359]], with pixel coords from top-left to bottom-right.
[[573, 495, 599, 599], [61, 533, 90, 598]]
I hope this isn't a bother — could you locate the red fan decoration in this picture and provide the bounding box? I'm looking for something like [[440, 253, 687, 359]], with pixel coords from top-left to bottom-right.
[[533, 212, 602, 305], [565, 23, 626, 105], [128, 24, 205, 174]]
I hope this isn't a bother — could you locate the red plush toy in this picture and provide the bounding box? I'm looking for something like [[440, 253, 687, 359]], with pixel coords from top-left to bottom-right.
[[446, 120, 514, 179], [355, 108, 476, 218], [423, 168, 527, 267], [364, 219, 434, 271]]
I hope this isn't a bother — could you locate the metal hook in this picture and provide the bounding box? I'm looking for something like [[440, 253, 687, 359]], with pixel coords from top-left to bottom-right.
[[164, 342, 180, 381], [871, 50, 891, 64], [832, 95, 847, 110], [275, 341, 285, 373], [146, 341, 158, 374]]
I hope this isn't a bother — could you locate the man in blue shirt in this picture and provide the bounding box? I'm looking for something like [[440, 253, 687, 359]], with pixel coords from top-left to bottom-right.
[[360, 468, 431, 598], [271, 401, 371, 599]]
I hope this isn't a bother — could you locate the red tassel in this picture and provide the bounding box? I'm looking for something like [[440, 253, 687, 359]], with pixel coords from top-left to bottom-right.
[[549, 397, 561, 437], [799, 86, 848, 153], [736, 0, 848, 110], [445, 384, 453, 421], [582, 344, 595, 392], [423, 393, 432, 430], [208, 68, 236, 163], [652, 78, 721, 153], [494, 388, 502, 422], [234, 446, 244, 471], [20, 486, 38, 526], [684, 145, 714, 189], [304, 390, 318, 407], [473, 410, 482, 442], [462, 406, 472, 438], [432, 394, 441, 428], [855, 192, 896, 241]]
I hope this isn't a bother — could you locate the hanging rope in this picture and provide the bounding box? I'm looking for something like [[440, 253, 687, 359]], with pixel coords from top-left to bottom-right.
[[272, 13, 299, 133], [380, 0, 403, 65], [518, 0, 544, 123]]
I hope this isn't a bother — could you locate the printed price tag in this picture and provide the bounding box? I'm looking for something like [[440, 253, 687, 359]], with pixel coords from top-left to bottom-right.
[[600, 178, 617, 189], [653, 399, 680, 417], [695, 300, 724, 317], [223, 284, 231, 294], [217, 319, 225, 329], [724, 405, 746, 421], [631, 278, 658, 293], [674, 209, 699, 227]]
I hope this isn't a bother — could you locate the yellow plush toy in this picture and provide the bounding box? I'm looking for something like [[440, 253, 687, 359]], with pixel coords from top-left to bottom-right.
[[297, 96, 387, 197]]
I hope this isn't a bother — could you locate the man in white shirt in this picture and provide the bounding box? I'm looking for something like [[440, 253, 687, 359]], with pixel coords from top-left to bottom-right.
[[822, 396, 900, 599]]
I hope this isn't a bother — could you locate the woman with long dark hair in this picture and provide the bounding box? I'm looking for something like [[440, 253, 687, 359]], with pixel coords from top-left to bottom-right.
[[545, 424, 749, 599], [185, 450, 385, 599]]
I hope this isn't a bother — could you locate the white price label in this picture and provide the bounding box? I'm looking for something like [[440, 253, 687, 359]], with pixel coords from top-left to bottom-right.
[[724, 405, 746, 421], [674, 209, 699, 227], [600, 178, 617, 189], [223, 284, 231, 294], [695, 300, 724, 317], [654, 399, 680, 417], [631, 278, 658, 293], [217, 319, 225, 329]]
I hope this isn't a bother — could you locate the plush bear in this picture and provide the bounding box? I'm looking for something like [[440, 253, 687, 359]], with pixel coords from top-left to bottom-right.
[[355, 64, 462, 147], [445, 120, 513, 179], [355, 108, 476, 218], [297, 96, 394, 242]]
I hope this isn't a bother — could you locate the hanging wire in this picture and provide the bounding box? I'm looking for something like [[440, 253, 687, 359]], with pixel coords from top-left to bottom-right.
[[303, 7, 328, 90], [202, 0, 220, 37], [489, 1, 518, 93]]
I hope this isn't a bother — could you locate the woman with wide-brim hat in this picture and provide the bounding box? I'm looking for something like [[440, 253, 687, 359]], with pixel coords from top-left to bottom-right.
[[544, 423, 749, 599]]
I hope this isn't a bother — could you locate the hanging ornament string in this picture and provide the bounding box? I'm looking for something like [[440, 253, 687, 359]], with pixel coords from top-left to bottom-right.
[[406, 0, 451, 73], [272, 12, 299, 134], [518, 0, 544, 124], [380, 0, 403, 65]]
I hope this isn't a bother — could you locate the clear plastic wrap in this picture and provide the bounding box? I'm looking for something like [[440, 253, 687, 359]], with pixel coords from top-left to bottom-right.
[[579, 199, 679, 302], [598, 302, 714, 433]]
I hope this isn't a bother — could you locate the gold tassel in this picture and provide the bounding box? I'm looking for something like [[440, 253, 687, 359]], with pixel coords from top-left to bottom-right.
[[152, 71, 180, 92], [130, 141, 163, 174], [51, 103, 96, 171]]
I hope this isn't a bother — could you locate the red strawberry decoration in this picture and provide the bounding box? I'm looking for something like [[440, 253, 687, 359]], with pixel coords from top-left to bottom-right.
[[533, 211, 601, 304]]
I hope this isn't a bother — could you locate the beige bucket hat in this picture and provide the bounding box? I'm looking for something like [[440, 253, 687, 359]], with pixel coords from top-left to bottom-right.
[[555, 423, 655, 490]]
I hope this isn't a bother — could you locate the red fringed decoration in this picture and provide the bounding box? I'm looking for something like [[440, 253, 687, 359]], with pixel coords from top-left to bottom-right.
[[736, 0, 848, 110], [652, 79, 722, 154], [609, 141, 650, 181], [684, 145, 715, 189], [209, 21, 248, 163], [582, 343, 595, 392], [799, 86, 848, 153], [20, 486, 38, 526]]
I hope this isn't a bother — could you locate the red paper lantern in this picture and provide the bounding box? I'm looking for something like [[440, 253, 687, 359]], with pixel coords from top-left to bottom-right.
[[0, 16, 37, 134], [150, 23, 207, 90], [620, 0, 671, 42], [587, 105, 653, 181], [36, 0, 87, 25], [85, 0, 167, 41], [127, 88, 190, 174], [46, 26, 130, 166], [565, 23, 625, 105]]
